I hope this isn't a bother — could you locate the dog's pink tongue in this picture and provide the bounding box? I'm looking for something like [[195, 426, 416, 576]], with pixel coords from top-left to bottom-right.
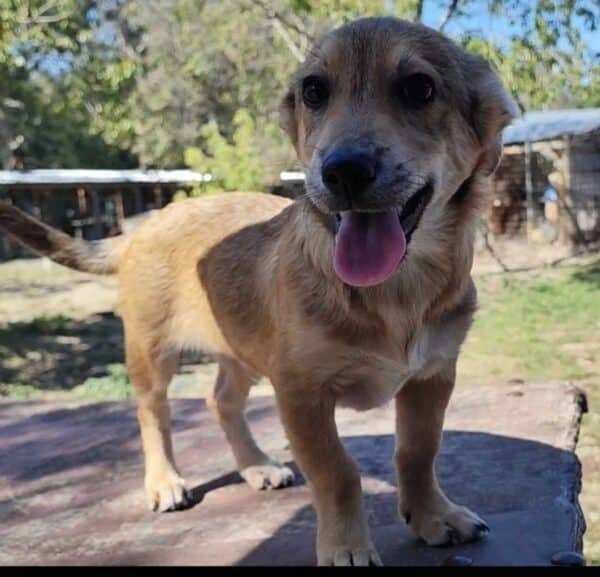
[[333, 210, 406, 287]]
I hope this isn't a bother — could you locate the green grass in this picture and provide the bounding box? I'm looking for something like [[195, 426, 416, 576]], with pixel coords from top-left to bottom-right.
[[459, 258, 600, 565], [459, 259, 599, 387], [73, 363, 133, 400], [1, 363, 133, 401], [0, 315, 74, 399], [0, 383, 48, 399]]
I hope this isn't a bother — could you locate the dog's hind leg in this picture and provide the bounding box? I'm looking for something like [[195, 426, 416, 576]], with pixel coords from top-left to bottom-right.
[[126, 337, 189, 512], [207, 356, 295, 490]]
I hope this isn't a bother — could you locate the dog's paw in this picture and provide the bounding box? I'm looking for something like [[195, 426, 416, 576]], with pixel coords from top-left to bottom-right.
[[318, 546, 383, 566], [145, 472, 190, 512], [403, 502, 489, 546], [240, 462, 295, 490]]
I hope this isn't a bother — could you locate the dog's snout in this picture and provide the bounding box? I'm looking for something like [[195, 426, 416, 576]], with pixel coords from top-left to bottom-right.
[[321, 150, 376, 202]]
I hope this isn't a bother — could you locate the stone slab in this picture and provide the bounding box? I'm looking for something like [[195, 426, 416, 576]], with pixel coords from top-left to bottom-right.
[[0, 381, 586, 566]]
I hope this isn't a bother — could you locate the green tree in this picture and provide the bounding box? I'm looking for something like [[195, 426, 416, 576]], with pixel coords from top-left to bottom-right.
[[175, 0, 598, 185], [0, 0, 138, 169], [457, 0, 599, 110], [1, 0, 597, 175], [124, 0, 297, 172], [185, 108, 268, 192]]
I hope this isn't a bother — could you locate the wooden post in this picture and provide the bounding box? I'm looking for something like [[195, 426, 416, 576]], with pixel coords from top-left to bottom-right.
[[3, 193, 17, 258], [559, 136, 586, 247], [524, 138, 535, 241], [89, 188, 103, 240], [114, 190, 125, 231], [77, 187, 87, 215], [1, 194, 8, 259], [153, 184, 163, 209], [134, 186, 143, 214], [32, 189, 42, 220]]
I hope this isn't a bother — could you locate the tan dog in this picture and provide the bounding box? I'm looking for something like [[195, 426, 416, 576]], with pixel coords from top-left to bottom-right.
[[0, 17, 516, 566]]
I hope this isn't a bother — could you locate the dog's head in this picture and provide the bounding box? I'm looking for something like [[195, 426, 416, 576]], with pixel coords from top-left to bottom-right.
[[280, 17, 517, 287]]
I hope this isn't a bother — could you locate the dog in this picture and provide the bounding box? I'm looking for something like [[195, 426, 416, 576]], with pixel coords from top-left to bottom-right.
[[0, 17, 516, 566]]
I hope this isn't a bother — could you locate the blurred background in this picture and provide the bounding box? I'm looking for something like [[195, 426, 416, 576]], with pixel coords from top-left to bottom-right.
[[0, 0, 598, 564]]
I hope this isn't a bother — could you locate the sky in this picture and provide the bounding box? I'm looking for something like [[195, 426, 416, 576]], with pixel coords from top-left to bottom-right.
[[418, 0, 599, 61]]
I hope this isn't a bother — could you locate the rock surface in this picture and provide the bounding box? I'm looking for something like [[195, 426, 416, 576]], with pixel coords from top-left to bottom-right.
[[0, 381, 586, 566]]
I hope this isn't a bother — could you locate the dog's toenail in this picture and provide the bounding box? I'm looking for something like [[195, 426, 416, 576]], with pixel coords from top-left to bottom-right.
[[441, 554, 473, 566]]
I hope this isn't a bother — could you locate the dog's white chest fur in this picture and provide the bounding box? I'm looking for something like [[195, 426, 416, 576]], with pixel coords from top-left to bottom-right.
[[336, 316, 465, 411], [407, 321, 463, 378]]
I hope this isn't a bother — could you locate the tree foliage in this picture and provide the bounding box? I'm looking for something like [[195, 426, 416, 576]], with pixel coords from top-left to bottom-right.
[[185, 108, 267, 192], [1, 0, 598, 184], [459, 0, 599, 110], [0, 0, 137, 169]]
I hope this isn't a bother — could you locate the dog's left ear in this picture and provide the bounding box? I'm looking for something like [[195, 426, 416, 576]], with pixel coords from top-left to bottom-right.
[[464, 54, 519, 176], [279, 89, 299, 152]]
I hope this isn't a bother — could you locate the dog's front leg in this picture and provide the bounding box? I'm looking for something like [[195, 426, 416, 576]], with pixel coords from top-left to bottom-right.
[[395, 362, 489, 545], [275, 387, 381, 566]]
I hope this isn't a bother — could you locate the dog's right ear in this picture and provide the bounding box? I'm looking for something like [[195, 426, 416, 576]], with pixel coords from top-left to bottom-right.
[[279, 89, 299, 151]]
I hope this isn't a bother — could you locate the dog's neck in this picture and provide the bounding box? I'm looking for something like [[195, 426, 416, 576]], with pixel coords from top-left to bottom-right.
[[279, 179, 481, 332]]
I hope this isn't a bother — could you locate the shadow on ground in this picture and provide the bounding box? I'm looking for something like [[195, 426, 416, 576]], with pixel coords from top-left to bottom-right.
[[237, 431, 583, 566], [0, 393, 584, 565], [0, 312, 125, 391], [0, 312, 213, 394], [571, 258, 600, 288]]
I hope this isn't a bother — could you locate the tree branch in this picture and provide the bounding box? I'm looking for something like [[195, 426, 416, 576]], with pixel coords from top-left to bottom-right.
[[108, 0, 146, 62], [439, 0, 459, 32], [16, 1, 70, 26], [478, 218, 510, 272], [271, 18, 305, 62], [250, 0, 314, 61], [252, 0, 313, 42], [414, 0, 424, 22]]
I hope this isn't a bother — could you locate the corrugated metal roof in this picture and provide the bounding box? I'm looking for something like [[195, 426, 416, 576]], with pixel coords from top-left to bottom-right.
[[503, 108, 600, 145], [0, 169, 212, 186]]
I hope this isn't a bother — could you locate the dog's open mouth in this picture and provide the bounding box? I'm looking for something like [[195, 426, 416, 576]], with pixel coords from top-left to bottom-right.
[[332, 182, 433, 287]]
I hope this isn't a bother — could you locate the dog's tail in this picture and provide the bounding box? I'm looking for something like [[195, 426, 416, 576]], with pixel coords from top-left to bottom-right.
[[0, 203, 130, 275]]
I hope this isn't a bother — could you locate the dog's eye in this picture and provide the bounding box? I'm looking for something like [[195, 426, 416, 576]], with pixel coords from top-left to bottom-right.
[[302, 76, 329, 110], [400, 73, 435, 107]]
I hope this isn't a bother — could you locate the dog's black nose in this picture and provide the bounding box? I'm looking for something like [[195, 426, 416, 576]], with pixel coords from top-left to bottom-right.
[[321, 150, 376, 203]]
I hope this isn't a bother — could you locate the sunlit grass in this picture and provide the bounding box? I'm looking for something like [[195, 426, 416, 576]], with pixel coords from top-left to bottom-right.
[[459, 258, 600, 564]]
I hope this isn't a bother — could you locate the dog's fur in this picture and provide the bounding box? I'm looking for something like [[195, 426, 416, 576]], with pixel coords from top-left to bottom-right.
[[0, 18, 516, 566]]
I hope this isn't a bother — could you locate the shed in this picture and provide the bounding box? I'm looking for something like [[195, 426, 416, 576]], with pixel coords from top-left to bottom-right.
[[0, 169, 211, 259], [490, 108, 600, 243]]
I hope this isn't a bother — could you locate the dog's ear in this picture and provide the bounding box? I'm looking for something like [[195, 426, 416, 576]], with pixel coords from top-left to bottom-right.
[[464, 55, 519, 176], [279, 89, 299, 151]]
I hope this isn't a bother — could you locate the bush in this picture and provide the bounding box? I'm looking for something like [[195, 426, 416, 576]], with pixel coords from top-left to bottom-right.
[[184, 108, 268, 195]]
